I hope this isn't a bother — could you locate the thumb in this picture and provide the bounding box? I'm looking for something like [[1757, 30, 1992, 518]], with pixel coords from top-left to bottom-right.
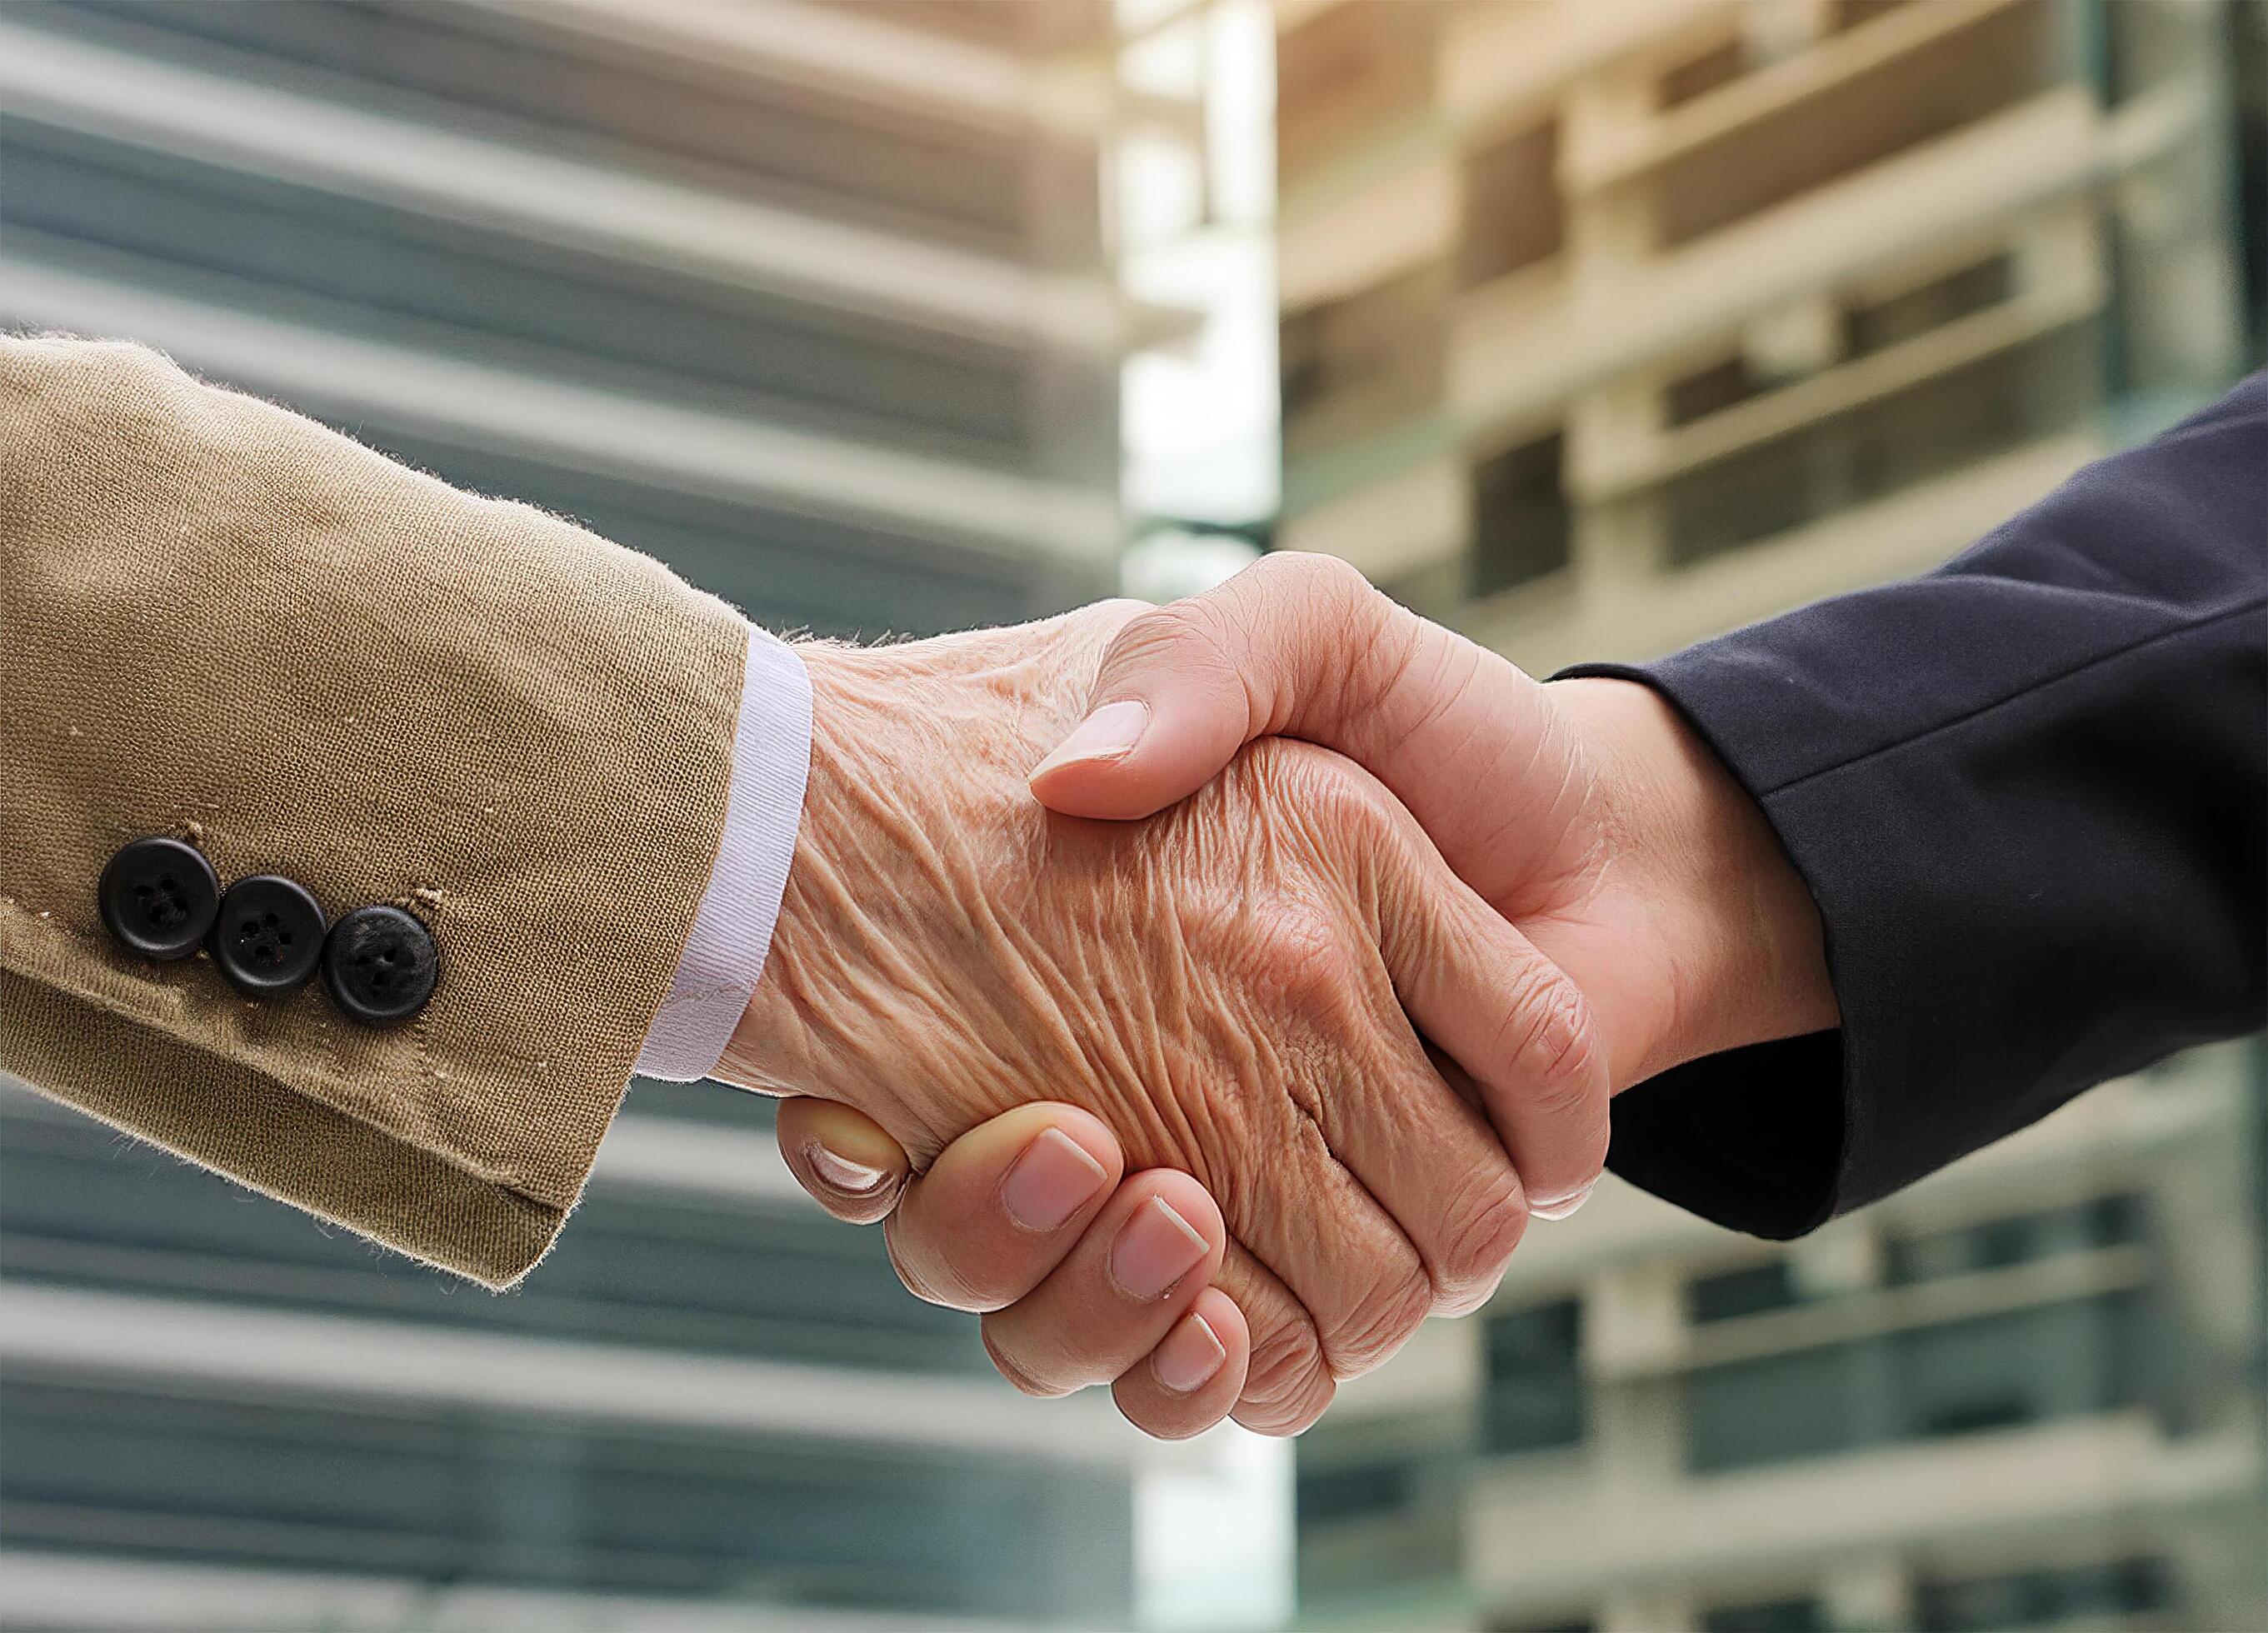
[[776, 1096, 912, 1226], [1029, 552, 1400, 821]]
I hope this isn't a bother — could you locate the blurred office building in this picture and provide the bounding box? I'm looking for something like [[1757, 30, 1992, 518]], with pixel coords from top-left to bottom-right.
[[1271, 0, 2266, 1629], [0, 2, 1284, 1629]]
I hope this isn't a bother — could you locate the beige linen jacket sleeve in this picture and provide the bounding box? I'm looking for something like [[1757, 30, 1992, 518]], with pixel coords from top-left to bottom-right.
[[0, 335, 751, 1287]]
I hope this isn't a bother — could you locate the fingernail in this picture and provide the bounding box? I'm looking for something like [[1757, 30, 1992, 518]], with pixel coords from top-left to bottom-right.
[[1151, 1311, 1227, 1395], [1030, 700, 1149, 779], [805, 1141, 892, 1197], [1109, 1196, 1211, 1300], [1529, 1178, 1597, 1221], [1001, 1127, 1110, 1232]]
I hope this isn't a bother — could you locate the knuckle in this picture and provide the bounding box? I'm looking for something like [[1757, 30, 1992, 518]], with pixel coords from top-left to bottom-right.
[[1241, 897, 1356, 1013], [1305, 749, 1388, 818], [1494, 968, 1602, 1114], [1115, 1385, 1212, 1442], [1261, 549, 1371, 605], [1241, 1307, 1330, 1420], [1114, 600, 1231, 677], [1263, 743, 1400, 849], [1320, 1263, 1434, 1381], [1429, 1161, 1530, 1305], [981, 1323, 1077, 1399], [882, 1224, 944, 1306], [885, 1219, 989, 1312]]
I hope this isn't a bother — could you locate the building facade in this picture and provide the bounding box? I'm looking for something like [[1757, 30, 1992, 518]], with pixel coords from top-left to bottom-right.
[[0, 2, 1281, 1628], [1271, 1, 2265, 1628]]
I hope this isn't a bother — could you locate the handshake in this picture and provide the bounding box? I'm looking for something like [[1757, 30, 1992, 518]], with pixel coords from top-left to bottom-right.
[[9, 338, 2244, 1444], [725, 553, 1835, 1441]]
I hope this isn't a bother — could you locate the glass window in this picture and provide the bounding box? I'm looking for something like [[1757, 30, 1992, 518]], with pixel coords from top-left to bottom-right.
[[0, 1377, 1132, 1622], [1279, 266, 1449, 457], [1687, 1344, 1871, 1471], [1841, 255, 2015, 359], [1655, 2, 2056, 247], [1469, 432, 1571, 597], [1887, 1196, 2141, 1286], [1686, 1293, 2146, 1472], [1891, 1295, 2139, 1441], [1296, 1435, 1464, 1598], [1460, 122, 1564, 289], [1484, 1298, 1585, 1455], [22, 0, 1035, 247], [1663, 323, 2102, 567], [0, 1100, 989, 1376], [1916, 1556, 2171, 1631], [0, 123, 1040, 463], [1296, 1458, 1416, 1526], [1665, 355, 1768, 427], [1658, 40, 1750, 111], [1688, 1261, 1800, 1324], [1831, 1, 1923, 34], [1700, 1596, 1829, 1633]]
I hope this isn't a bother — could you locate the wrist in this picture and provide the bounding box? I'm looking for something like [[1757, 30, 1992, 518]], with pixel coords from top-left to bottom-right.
[[1556, 677, 1835, 1084], [717, 619, 1126, 1156], [719, 642, 902, 1115]]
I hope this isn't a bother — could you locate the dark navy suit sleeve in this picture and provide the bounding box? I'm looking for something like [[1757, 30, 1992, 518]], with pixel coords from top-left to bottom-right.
[[1562, 373, 2267, 1239]]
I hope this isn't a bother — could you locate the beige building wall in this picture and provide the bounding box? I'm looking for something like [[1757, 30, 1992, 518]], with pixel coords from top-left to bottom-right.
[[1274, 0, 2243, 674], [1271, 2, 2261, 1630]]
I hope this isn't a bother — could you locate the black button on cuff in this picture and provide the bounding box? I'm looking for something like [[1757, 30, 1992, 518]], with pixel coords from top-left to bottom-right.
[[322, 904, 437, 1026], [209, 875, 327, 997], [97, 837, 221, 961]]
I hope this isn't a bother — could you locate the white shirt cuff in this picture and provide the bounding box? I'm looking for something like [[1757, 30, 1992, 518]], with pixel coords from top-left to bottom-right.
[[635, 624, 811, 1081]]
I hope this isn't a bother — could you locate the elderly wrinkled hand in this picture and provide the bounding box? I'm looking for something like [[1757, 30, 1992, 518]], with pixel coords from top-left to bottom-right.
[[722, 602, 1605, 1432]]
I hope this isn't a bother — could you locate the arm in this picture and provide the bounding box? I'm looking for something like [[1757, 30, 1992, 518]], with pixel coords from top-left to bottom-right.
[[1016, 374, 2265, 1236], [1569, 372, 2267, 1235], [0, 335, 756, 1286], [3, 335, 1231, 1421], [732, 382, 2267, 1441], [2, 337, 1574, 1441]]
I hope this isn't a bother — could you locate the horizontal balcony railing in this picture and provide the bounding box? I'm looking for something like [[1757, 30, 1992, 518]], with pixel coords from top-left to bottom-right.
[[0, 1080, 982, 1377], [0, 262, 1124, 586], [0, 12, 1127, 349], [475, 0, 1102, 137], [1464, 1410, 2261, 1603], [0, 1546, 1045, 1633], [0, 1352, 1137, 1620], [0, 1280, 1142, 1463], [0, 126, 1044, 469], [1485, 1061, 2244, 1297], [1452, 84, 2136, 442], [9, 0, 1064, 257]]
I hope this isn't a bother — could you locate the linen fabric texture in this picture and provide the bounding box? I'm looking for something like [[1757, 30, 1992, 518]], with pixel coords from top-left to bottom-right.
[[1, 335, 752, 1286]]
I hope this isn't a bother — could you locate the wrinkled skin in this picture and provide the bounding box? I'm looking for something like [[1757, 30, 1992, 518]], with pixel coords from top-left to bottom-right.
[[722, 603, 1597, 1430], [1039, 554, 1839, 1101]]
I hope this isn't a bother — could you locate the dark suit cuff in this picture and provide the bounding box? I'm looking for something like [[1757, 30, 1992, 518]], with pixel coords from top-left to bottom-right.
[[1554, 661, 1849, 1239]]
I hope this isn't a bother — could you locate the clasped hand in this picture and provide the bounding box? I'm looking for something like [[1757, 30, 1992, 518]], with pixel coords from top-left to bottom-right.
[[722, 556, 1832, 1438]]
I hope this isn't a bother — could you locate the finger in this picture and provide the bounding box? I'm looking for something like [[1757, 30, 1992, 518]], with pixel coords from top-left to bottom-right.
[[980, 1168, 1225, 1396], [1028, 552, 1390, 821], [882, 1102, 1123, 1311], [1316, 1004, 1530, 1316], [1216, 1239, 1336, 1435], [1382, 847, 1611, 1221], [775, 1097, 911, 1225], [1112, 1286, 1249, 1440], [1027, 556, 1561, 900], [1204, 1082, 1439, 1386]]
